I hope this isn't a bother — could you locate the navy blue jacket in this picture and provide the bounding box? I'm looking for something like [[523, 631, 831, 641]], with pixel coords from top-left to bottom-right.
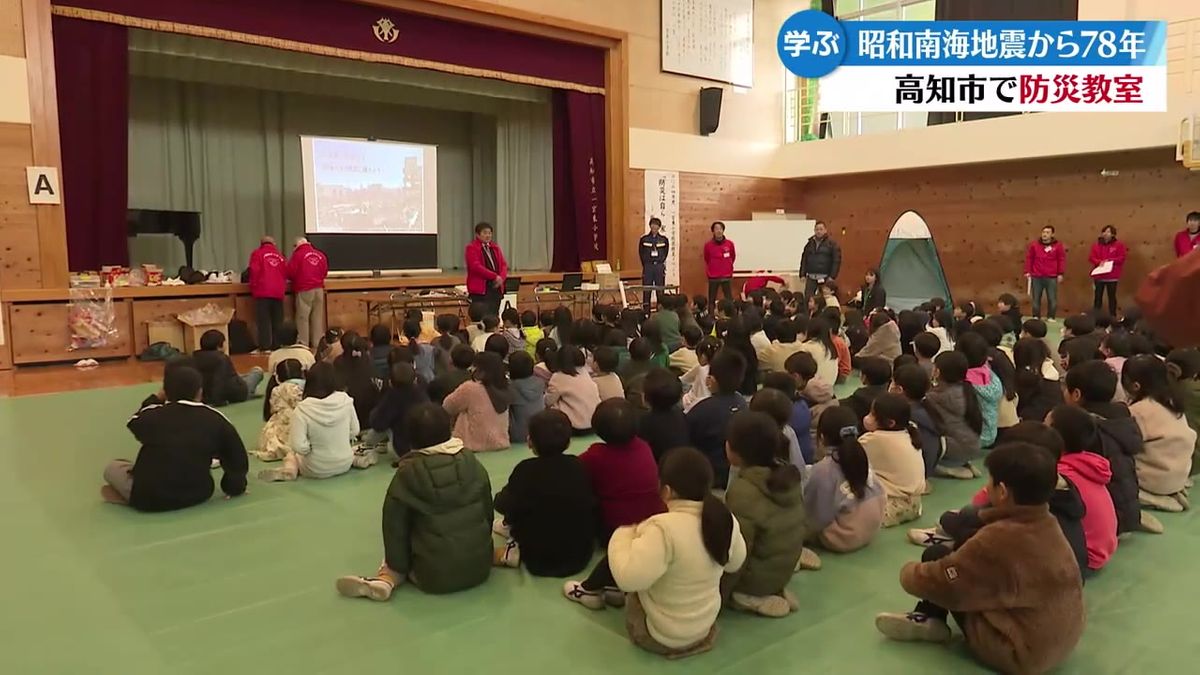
[[639, 233, 669, 267]]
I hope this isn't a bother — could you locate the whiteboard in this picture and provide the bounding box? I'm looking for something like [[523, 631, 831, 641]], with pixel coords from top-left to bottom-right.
[[721, 219, 815, 274], [661, 0, 754, 88]]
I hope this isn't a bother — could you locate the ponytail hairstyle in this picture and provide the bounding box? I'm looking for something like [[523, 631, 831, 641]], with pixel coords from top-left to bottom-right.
[[535, 337, 559, 373], [870, 393, 922, 450], [728, 411, 802, 493], [816, 406, 870, 500], [749, 388, 798, 463], [934, 351, 984, 434], [1123, 354, 1185, 415], [659, 447, 735, 565], [262, 358, 305, 422], [695, 336, 722, 365], [805, 317, 837, 359], [1013, 337, 1050, 399]]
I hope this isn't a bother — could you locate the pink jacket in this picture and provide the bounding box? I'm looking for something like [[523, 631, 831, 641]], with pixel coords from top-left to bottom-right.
[[703, 237, 736, 279], [545, 371, 601, 431], [1175, 229, 1200, 258], [442, 381, 510, 452], [464, 238, 508, 295], [1025, 239, 1066, 278], [1056, 452, 1118, 571], [248, 243, 287, 299], [1088, 239, 1127, 282], [287, 243, 328, 292]]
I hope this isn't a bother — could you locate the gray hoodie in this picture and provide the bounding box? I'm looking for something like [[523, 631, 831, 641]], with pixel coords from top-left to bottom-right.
[[924, 383, 982, 465], [290, 391, 360, 478], [803, 378, 840, 459]]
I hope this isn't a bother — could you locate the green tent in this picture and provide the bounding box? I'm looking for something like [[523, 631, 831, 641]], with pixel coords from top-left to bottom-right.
[[877, 211, 952, 310]]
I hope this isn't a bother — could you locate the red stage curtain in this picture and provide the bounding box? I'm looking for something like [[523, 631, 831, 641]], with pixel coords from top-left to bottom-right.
[[551, 91, 607, 271], [53, 15, 129, 271], [52, 0, 605, 90]]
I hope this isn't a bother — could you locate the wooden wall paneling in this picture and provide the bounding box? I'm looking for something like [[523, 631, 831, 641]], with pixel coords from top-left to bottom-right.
[[0, 302, 13, 370], [10, 300, 132, 363], [129, 296, 236, 355], [802, 148, 1198, 314], [0, 0, 25, 56], [21, 0, 67, 288], [0, 123, 41, 289]]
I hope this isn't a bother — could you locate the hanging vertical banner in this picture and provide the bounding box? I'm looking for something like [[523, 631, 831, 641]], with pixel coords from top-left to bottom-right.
[[643, 170, 680, 286]]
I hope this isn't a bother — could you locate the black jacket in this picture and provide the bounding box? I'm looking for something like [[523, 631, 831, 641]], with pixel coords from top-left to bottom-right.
[[799, 235, 842, 279], [687, 393, 747, 487], [861, 282, 887, 311], [638, 233, 669, 267], [1017, 377, 1064, 424], [842, 384, 888, 426], [494, 454, 596, 577], [369, 385, 430, 457], [1083, 401, 1144, 535], [192, 349, 248, 407], [126, 400, 248, 512], [638, 407, 690, 463]]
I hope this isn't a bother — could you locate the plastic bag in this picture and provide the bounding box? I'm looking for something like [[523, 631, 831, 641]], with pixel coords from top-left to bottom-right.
[[68, 287, 118, 351], [177, 304, 235, 326]]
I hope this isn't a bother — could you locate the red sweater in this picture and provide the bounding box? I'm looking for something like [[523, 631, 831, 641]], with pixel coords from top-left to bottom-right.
[[248, 243, 287, 299], [578, 438, 665, 534], [703, 237, 736, 279], [1087, 239, 1127, 282], [287, 243, 328, 292], [1025, 239, 1066, 278], [1174, 229, 1200, 258]]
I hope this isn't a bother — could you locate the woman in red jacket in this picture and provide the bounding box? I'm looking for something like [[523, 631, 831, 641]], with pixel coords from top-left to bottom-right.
[[702, 221, 736, 301], [1088, 225, 1127, 316], [464, 222, 507, 317]]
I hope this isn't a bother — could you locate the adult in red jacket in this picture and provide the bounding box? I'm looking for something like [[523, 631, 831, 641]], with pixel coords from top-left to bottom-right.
[[1024, 226, 1066, 320], [702, 221, 736, 301], [288, 237, 329, 347], [248, 236, 287, 351], [1088, 226, 1127, 316], [464, 222, 507, 317], [1174, 211, 1200, 258]]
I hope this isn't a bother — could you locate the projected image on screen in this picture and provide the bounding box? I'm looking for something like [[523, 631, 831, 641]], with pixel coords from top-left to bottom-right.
[[300, 136, 439, 235]]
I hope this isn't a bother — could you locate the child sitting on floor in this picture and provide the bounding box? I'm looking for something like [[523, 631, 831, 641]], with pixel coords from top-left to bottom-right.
[[367, 362, 430, 459], [749, 387, 808, 477], [1124, 355, 1197, 512], [860, 393, 926, 527], [492, 409, 596, 575], [317, 327, 344, 363], [428, 344, 474, 405], [1166, 348, 1200, 473], [102, 362, 248, 511], [501, 307, 528, 356], [193, 329, 263, 406], [762, 371, 816, 465], [579, 399, 665, 543], [842, 357, 892, 426], [261, 362, 371, 481], [472, 315, 501, 352], [1048, 406, 1118, 574], [874, 442, 1085, 675], [369, 324, 393, 380], [564, 447, 746, 659], [402, 319, 436, 384], [925, 351, 984, 480], [484, 333, 511, 361], [334, 333, 383, 430], [620, 338, 657, 409], [337, 403, 492, 600], [957, 332, 1004, 449], [256, 359, 306, 462], [669, 324, 703, 375], [681, 337, 721, 413], [912, 332, 940, 381], [638, 367, 690, 463], [520, 310, 544, 357], [723, 411, 808, 617], [891, 364, 943, 478], [592, 345, 625, 401], [508, 351, 546, 444], [431, 314, 461, 376], [805, 407, 885, 552], [443, 351, 512, 452], [546, 345, 602, 435], [534, 337, 558, 383], [687, 350, 749, 487]]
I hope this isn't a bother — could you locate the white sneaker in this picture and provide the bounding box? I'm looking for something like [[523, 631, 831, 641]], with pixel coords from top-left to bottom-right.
[[1139, 511, 1165, 534], [731, 592, 791, 618], [908, 527, 954, 548], [934, 465, 975, 480], [562, 581, 605, 610], [794, 547, 822, 572], [875, 612, 952, 643], [967, 462, 983, 478], [492, 517, 511, 538], [335, 575, 393, 602]]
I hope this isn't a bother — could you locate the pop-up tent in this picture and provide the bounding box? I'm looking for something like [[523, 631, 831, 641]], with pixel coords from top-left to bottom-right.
[[877, 211, 952, 310]]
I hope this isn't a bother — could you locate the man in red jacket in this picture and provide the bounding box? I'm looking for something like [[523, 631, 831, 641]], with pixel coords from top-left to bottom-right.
[[464, 222, 507, 317], [1174, 211, 1200, 258], [1024, 226, 1066, 320], [702, 221, 736, 301], [288, 237, 329, 346], [248, 236, 287, 351], [1088, 225, 1127, 316]]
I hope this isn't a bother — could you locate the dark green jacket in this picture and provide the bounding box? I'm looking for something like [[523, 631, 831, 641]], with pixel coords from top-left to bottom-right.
[[724, 466, 808, 597], [383, 443, 493, 594]]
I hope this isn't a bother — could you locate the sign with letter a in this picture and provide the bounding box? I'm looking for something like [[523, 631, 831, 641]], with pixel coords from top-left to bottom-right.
[[26, 167, 61, 205]]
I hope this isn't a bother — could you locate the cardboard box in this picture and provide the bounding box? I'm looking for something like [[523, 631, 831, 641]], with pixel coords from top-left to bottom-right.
[[146, 319, 185, 352], [181, 322, 229, 354]]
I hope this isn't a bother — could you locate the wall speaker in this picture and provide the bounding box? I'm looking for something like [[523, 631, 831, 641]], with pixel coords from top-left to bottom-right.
[[699, 87, 723, 136]]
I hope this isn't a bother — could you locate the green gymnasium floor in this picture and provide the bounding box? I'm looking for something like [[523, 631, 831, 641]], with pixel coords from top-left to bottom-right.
[[2, 378, 1196, 674]]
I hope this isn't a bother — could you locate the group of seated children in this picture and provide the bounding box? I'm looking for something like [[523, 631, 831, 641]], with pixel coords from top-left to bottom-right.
[[100, 285, 1200, 670]]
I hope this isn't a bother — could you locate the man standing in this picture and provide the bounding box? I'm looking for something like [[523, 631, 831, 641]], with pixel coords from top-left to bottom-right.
[[1174, 211, 1200, 257], [798, 221, 842, 300], [288, 237, 328, 346], [465, 222, 507, 316], [248, 236, 287, 351], [1025, 226, 1066, 320], [638, 217, 669, 308]]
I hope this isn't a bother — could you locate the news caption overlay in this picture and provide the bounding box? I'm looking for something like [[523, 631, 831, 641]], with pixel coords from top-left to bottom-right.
[[776, 10, 1167, 112]]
